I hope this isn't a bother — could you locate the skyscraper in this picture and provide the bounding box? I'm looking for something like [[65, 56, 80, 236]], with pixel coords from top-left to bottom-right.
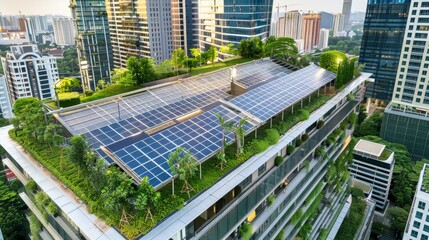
[[318, 28, 329, 49], [320, 11, 334, 29], [0, 45, 58, 105], [197, 0, 274, 51], [70, 0, 113, 91], [359, 0, 410, 103], [52, 18, 75, 46], [332, 13, 345, 37], [301, 13, 321, 52], [271, 10, 303, 40], [380, 0, 429, 160], [342, 0, 353, 31], [26, 15, 49, 42]]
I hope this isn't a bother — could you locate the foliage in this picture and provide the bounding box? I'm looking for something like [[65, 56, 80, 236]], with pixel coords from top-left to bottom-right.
[[84, 90, 94, 96], [56, 78, 80, 93], [0, 178, 30, 239], [46, 201, 59, 215], [101, 167, 135, 211], [68, 135, 88, 168], [301, 133, 309, 142], [387, 207, 409, 237], [219, 44, 235, 54], [317, 120, 325, 129], [351, 187, 364, 198], [335, 57, 357, 89], [238, 37, 263, 58], [168, 147, 198, 197], [275, 156, 284, 166], [275, 230, 285, 240], [297, 109, 310, 120], [184, 58, 198, 72], [206, 46, 218, 64], [57, 48, 79, 76], [335, 196, 366, 240], [291, 208, 303, 226], [327, 36, 361, 56], [190, 57, 255, 76], [29, 213, 41, 240], [295, 138, 303, 147], [353, 112, 383, 137], [357, 105, 367, 125], [320, 50, 347, 73], [58, 92, 81, 107], [172, 48, 186, 69], [287, 145, 295, 155], [126, 56, 156, 84], [26, 180, 37, 192], [111, 68, 136, 87], [267, 194, 275, 206], [80, 84, 141, 103], [135, 176, 161, 222], [298, 223, 312, 239], [250, 139, 270, 154], [348, 112, 358, 125], [265, 37, 298, 60], [239, 222, 253, 240], [265, 129, 280, 145], [12, 98, 46, 141], [190, 48, 202, 65]]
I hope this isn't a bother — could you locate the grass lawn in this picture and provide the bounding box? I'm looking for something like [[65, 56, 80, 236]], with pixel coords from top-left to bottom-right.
[[190, 57, 258, 76]]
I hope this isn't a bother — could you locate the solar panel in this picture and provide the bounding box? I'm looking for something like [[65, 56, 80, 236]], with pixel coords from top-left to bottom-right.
[[105, 105, 254, 187], [229, 64, 336, 121]]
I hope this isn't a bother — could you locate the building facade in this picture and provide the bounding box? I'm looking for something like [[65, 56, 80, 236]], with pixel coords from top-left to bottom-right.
[[342, 0, 353, 31], [197, 0, 274, 51], [52, 18, 75, 46], [320, 11, 334, 29], [26, 15, 50, 42], [70, 0, 114, 91], [0, 45, 58, 105], [318, 28, 330, 50], [301, 13, 321, 52], [359, 0, 410, 103], [0, 75, 13, 119], [349, 140, 395, 213], [332, 13, 345, 37], [403, 164, 429, 240]]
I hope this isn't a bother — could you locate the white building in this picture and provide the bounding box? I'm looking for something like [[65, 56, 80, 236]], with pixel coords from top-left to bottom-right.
[[0, 44, 58, 106], [52, 18, 74, 46], [333, 13, 345, 37], [403, 164, 429, 240], [0, 75, 12, 119], [349, 139, 395, 213], [318, 28, 330, 49]]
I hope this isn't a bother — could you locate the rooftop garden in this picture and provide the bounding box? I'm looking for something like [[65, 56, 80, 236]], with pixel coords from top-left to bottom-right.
[[379, 148, 392, 161], [423, 167, 429, 192], [8, 49, 364, 238]]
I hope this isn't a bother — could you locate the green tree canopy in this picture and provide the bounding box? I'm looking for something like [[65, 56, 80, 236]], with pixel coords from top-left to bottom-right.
[[206, 46, 218, 64], [172, 48, 186, 69], [12, 98, 46, 141], [265, 37, 298, 59], [111, 68, 136, 86], [320, 50, 347, 73], [126, 56, 156, 84], [56, 77, 81, 93]]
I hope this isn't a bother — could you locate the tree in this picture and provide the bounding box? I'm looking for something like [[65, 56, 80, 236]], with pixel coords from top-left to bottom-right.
[[230, 117, 248, 157], [97, 79, 106, 90], [207, 46, 218, 64], [219, 45, 231, 54], [43, 123, 64, 152], [172, 48, 186, 69], [214, 113, 233, 170], [238, 37, 263, 58], [56, 78, 80, 93], [134, 176, 160, 222], [57, 48, 79, 76], [168, 147, 198, 197], [184, 58, 198, 72], [387, 207, 408, 237], [12, 98, 46, 142], [68, 135, 88, 169], [126, 56, 156, 84], [353, 112, 383, 137], [320, 50, 347, 73], [190, 48, 202, 66], [111, 68, 136, 86], [265, 37, 298, 59]]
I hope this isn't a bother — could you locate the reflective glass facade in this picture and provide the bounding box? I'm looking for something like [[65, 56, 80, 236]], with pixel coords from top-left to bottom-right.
[[70, 0, 114, 91], [197, 0, 274, 51], [359, 0, 410, 101]]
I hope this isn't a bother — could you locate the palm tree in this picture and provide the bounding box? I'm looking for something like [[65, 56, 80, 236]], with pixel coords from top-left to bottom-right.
[[214, 113, 233, 170], [168, 147, 198, 197], [230, 117, 248, 157]]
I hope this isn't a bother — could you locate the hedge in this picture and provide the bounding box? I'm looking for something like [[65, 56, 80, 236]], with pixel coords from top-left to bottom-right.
[[265, 129, 280, 145], [275, 156, 284, 166], [58, 92, 81, 107]]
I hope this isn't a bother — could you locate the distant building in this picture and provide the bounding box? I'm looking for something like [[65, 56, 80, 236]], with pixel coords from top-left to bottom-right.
[[0, 18, 29, 45], [342, 0, 353, 31], [333, 13, 345, 37], [403, 164, 429, 239], [349, 140, 395, 213], [0, 14, 21, 31], [52, 18, 74, 46], [284, 10, 303, 39], [301, 13, 321, 52], [70, 0, 113, 91], [320, 11, 334, 29], [350, 11, 366, 23], [0, 75, 12, 118], [318, 28, 329, 49], [0, 44, 58, 106], [26, 15, 49, 42]]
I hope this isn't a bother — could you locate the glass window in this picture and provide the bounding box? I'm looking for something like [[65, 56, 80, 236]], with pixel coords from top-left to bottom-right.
[[258, 163, 266, 176], [424, 224, 429, 233], [415, 221, 422, 229], [419, 201, 426, 210], [422, 234, 429, 240], [417, 211, 424, 219], [414, 230, 420, 237]]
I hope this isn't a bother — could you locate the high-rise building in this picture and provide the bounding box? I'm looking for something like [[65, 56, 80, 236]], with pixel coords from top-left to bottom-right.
[[349, 140, 394, 213], [403, 164, 429, 239], [318, 28, 330, 50], [52, 18, 75, 46], [197, 0, 274, 51], [342, 0, 353, 31], [271, 10, 303, 40], [26, 15, 49, 42], [0, 75, 12, 119], [380, 0, 429, 160], [320, 11, 334, 29], [70, 0, 113, 91], [0, 45, 58, 105], [301, 13, 321, 52], [332, 13, 345, 37], [359, 0, 410, 103]]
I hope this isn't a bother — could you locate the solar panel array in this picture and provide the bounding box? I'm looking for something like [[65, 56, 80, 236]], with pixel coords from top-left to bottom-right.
[[230, 64, 336, 121], [105, 105, 255, 186]]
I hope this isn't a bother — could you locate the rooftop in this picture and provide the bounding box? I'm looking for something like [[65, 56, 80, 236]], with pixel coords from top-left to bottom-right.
[[54, 59, 335, 188], [354, 139, 386, 158]]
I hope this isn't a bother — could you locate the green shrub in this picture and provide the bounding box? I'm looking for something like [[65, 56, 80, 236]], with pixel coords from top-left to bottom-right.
[[267, 194, 275, 206], [265, 129, 280, 145], [287, 145, 295, 155], [295, 138, 303, 147], [250, 139, 270, 154], [275, 230, 285, 240], [351, 187, 364, 198], [297, 109, 310, 120], [275, 156, 284, 166], [46, 201, 59, 215], [84, 90, 93, 96], [291, 208, 303, 226], [347, 93, 355, 101], [315, 147, 325, 159], [58, 92, 81, 107], [80, 84, 141, 103], [349, 112, 358, 125], [239, 222, 253, 240], [26, 180, 37, 193], [317, 120, 325, 129], [301, 133, 309, 142]]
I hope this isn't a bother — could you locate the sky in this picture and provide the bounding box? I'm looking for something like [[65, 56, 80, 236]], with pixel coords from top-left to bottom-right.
[[1, 0, 367, 16]]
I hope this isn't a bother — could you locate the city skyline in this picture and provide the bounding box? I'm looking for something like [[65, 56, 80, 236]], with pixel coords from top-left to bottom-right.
[[1, 0, 367, 16]]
